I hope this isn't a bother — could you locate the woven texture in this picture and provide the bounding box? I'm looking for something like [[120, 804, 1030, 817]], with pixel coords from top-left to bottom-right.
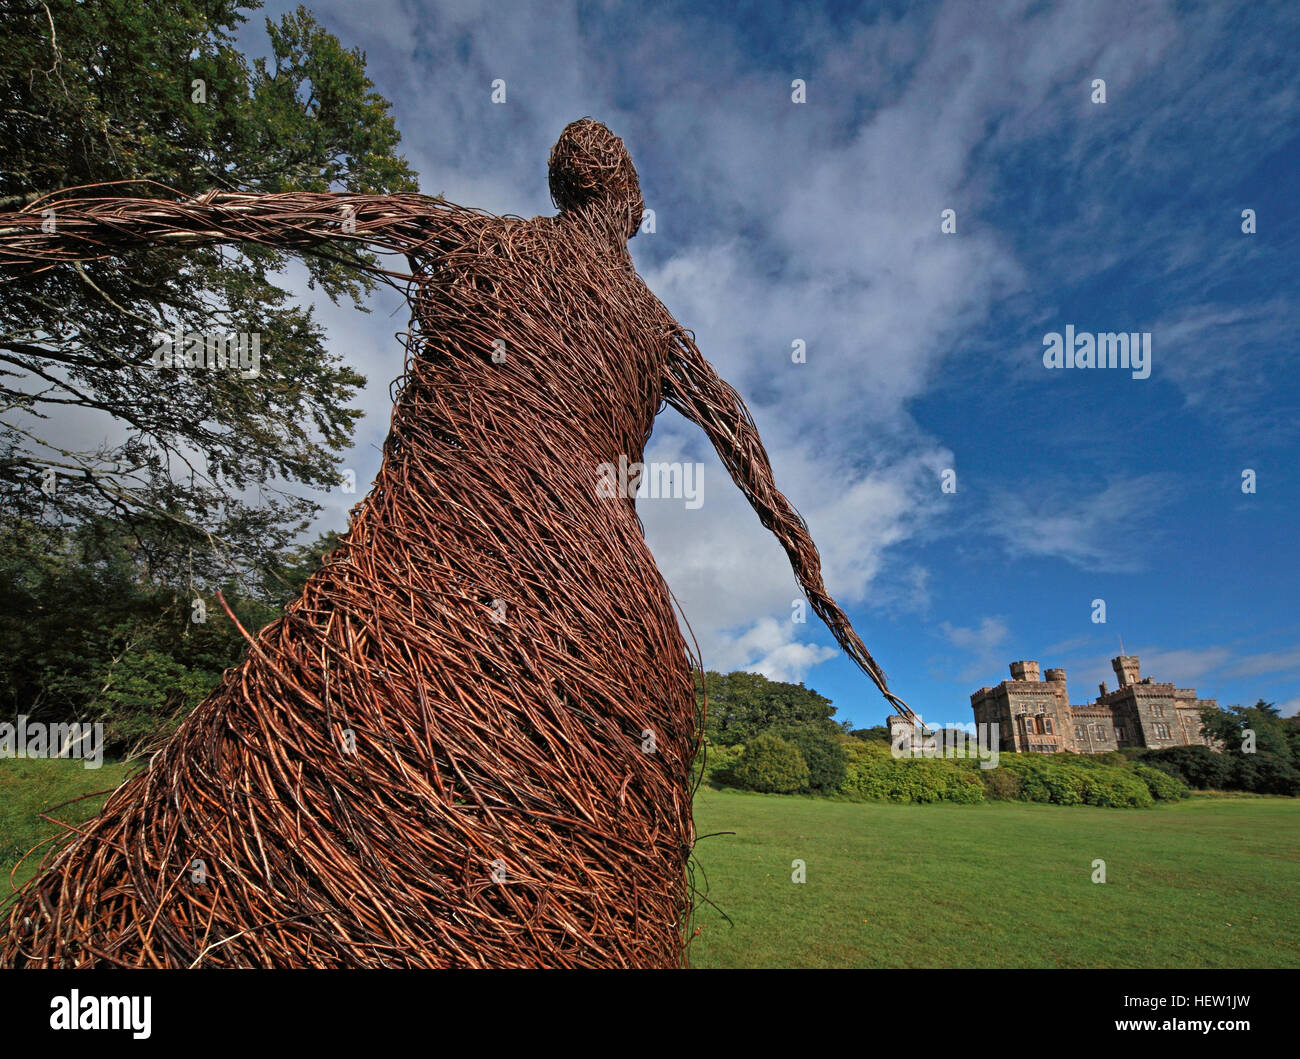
[[0, 119, 910, 967]]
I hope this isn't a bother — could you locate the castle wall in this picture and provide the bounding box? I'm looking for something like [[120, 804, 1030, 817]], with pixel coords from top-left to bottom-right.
[[970, 656, 1217, 755], [1068, 706, 1119, 753], [973, 664, 1070, 753]]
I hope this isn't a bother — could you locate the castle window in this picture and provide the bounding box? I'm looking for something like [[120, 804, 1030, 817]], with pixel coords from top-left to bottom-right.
[[1075, 725, 1086, 742], [1044, 718, 1053, 735], [1154, 704, 1164, 717], [1154, 723, 1171, 739], [1115, 726, 1126, 741], [1094, 725, 1107, 740]]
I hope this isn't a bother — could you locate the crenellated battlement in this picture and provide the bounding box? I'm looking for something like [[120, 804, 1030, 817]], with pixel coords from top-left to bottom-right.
[[969, 653, 1218, 755]]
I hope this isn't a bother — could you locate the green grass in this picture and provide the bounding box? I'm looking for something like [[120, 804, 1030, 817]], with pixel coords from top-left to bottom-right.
[[4, 760, 1297, 968], [688, 786, 1300, 968], [0, 757, 132, 894]]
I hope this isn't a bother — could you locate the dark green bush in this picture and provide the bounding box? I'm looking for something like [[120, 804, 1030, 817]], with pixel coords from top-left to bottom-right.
[[980, 766, 1023, 801], [1077, 766, 1154, 808], [733, 734, 810, 794], [996, 754, 1153, 807], [1232, 752, 1300, 796], [765, 724, 848, 793], [719, 723, 1281, 807], [1142, 745, 1234, 790], [1133, 762, 1191, 800], [848, 726, 891, 743]]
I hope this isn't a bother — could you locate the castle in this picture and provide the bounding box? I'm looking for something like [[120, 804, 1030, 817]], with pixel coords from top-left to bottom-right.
[[968, 655, 1217, 754]]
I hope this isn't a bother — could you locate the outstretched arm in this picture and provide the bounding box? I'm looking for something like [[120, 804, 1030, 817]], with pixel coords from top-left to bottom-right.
[[661, 325, 914, 720], [0, 184, 454, 276]]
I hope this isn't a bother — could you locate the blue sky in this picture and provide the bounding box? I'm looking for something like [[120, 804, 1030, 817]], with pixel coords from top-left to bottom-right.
[[236, 0, 1300, 729]]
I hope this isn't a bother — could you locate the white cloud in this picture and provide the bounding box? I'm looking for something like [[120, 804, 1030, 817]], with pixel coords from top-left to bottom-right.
[[715, 616, 838, 684], [939, 616, 1011, 683], [1220, 646, 1300, 682], [987, 475, 1176, 571], [943, 616, 1010, 653], [22, 0, 1285, 699]]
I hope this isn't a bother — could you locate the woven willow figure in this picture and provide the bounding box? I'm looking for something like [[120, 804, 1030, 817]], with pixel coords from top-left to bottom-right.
[[0, 119, 911, 967]]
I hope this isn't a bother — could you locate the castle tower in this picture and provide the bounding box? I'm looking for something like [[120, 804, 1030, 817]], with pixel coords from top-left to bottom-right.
[[1009, 660, 1041, 682], [972, 653, 1219, 756], [1112, 655, 1141, 688], [888, 713, 914, 751]]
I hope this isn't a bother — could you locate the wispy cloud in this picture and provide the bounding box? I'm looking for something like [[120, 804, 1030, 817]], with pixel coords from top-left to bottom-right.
[[939, 616, 1011, 683], [986, 475, 1177, 571], [1219, 646, 1300, 682], [205, 0, 1300, 722]]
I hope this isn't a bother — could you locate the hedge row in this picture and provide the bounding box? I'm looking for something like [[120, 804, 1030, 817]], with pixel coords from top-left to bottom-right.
[[705, 737, 1192, 807], [840, 742, 985, 804]]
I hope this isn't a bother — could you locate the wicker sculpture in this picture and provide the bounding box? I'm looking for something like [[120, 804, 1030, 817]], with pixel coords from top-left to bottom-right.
[[0, 119, 911, 967]]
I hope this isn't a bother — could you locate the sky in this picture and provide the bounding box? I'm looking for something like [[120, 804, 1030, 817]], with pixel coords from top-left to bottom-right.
[[230, 0, 1300, 730]]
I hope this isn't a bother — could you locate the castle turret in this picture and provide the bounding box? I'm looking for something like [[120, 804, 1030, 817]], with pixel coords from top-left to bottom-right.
[[888, 713, 915, 751], [1009, 660, 1041, 682], [973, 652, 1220, 757], [1112, 655, 1140, 688]]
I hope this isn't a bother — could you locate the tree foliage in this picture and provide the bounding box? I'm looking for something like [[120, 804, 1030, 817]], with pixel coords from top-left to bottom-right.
[[1143, 701, 1300, 795], [698, 669, 841, 745], [766, 723, 848, 793], [0, 0, 418, 588], [0, 517, 340, 754]]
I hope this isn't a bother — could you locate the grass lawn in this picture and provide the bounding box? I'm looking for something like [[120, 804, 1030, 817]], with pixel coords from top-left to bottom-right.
[[0, 757, 132, 894], [687, 786, 1300, 968], [3, 760, 1297, 968]]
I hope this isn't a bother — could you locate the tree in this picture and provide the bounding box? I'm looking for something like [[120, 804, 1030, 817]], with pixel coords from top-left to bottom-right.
[[0, 0, 418, 588], [698, 669, 841, 745], [1148, 701, 1300, 795], [0, 515, 295, 752], [259, 527, 342, 604], [766, 723, 848, 793], [1200, 699, 1293, 758]]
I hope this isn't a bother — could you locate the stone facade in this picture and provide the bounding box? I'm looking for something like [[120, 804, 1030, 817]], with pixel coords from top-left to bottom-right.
[[969, 655, 1217, 754], [888, 712, 941, 752]]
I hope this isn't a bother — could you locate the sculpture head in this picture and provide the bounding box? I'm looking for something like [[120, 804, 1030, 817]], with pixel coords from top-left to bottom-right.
[[548, 118, 644, 241]]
